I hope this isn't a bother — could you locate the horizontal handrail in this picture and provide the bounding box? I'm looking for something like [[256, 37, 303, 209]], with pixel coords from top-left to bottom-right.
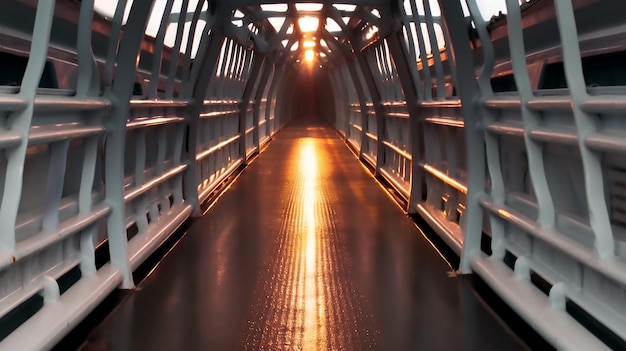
[[0, 95, 28, 111], [386, 112, 410, 119], [34, 96, 111, 113], [585, 131, 626, 152], [124, 164, 187, 203], [129, 99, 190, 108], [199, 110, 239, 119], [485, 121, 524, 137], [196, 135, 241, 161], [29, 124, 105, 145], [0, 131, 23, 149], [0, 203, 111, 270], [420, 162, 468, 194], [528, 126, 578, 145], [364, 132, 377, 141], [126, 116, 185, 130], [382, 140, 412, 160], [382, 101, 407, 107], [479, 194, 626, 285], [203, 99, 240, 105], [425, 117, 464, 128], [419, 99, 462, 108], [526, 96, 572, 112], [581, 95, 626, 114], [483, 96, 522, 110]]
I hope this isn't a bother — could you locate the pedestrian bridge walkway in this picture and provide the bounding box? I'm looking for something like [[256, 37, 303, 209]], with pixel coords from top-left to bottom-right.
[[79, 120, 526, 350], [1, 0, 626, 349]]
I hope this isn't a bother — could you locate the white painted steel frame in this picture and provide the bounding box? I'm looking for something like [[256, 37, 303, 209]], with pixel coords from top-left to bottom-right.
[[1, 0, 625, 349]]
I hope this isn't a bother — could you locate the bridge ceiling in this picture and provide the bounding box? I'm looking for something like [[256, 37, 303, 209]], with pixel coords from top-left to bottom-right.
[[229, 2, 382, 67], [92, 0, 517, 71]]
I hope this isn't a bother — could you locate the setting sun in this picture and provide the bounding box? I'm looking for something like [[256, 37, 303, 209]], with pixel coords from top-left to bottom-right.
[[298, 17, 319, 33], [304, 49, 315, 62]]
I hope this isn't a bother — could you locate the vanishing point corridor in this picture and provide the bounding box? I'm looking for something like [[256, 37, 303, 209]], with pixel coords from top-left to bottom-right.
[[82, 120, 526, 350]]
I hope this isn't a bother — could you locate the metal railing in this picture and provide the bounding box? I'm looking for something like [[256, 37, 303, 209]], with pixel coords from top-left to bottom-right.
[[330, 0, 626, 349], [0, 1, 288, 348], [1, 0, 626, 349]]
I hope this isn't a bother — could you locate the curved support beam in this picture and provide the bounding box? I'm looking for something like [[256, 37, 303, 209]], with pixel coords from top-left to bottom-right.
[[222, 0, 391, 11], [107, 0, 155, 289], [184, 24, 227, 215], [238, 54, 267, 161], [438, 0, 485, 273], [385, 32, 424, 214]]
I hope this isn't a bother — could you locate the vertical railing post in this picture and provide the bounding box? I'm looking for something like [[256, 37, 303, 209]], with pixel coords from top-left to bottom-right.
[[0, 1, 55, 250], [505, 0, 556, 229], [355, 51, 386, 174], [238, 54, 265, 161], [437, 0, 485, 273], [265, 63, 279, 137], [464, 0, 507, 259], [76, 0, 105, 278], [253, 56, 273, 149], [553, 0, 614, 258], [106, 0, 154, 289], [386, 31, 423, 214], [346, 59, 371, 158], [184, 20, 226, 215]]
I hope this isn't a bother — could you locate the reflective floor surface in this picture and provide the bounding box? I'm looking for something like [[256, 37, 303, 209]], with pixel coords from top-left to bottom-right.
[[81, 119, 528, 350]]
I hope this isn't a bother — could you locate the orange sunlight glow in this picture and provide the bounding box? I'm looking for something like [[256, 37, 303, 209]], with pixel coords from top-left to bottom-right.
[[298, 17, 319, 33], [299, 139, 327, 350], [305, 49, 315, 62]]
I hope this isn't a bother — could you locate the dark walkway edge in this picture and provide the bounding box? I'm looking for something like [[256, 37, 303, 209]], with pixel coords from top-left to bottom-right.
[[53, 139, 272, 351], [341, 143, 549, 349], [76, 120, 531, 351], [338, 131, 551, 350]]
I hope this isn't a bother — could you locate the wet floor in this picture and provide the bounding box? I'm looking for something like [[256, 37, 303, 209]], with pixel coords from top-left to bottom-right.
[[81, 120, 527, 350]]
